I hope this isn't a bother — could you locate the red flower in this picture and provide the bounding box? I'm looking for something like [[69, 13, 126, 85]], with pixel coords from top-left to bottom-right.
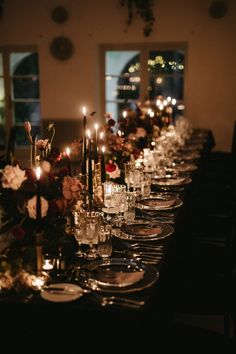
[[105, 162, 117, 173]]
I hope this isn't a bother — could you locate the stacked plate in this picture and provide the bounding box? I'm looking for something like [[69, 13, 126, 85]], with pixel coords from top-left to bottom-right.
[[152, 176, 192, 187], [79, 258, 159, 293], [113, 219, 174, 241], [136, 195, 183, 211]]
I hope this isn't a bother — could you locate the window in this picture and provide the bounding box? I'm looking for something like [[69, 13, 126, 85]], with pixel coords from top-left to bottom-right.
[[0, 46, 41, 148], [102, 44, 186, 122]]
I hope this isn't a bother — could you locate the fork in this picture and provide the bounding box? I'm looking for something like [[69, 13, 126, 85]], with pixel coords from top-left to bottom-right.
[[92, 294, 145, 308], [129, 243, 163, 251]]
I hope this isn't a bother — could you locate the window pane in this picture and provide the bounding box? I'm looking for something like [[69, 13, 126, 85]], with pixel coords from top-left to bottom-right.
[[13, 77, 39, 99], [14, 102, 41, 124], [106, 76, 140, 101], [105, 51, 140, 119], [10, 52, 39, 75], [148, 50, 184, 74], [106, 51, 140, 76], [149, 76, 184, 101], [15, 125, 41, 146], [0, 54, 3, 76], [148, 50, 184, 103]]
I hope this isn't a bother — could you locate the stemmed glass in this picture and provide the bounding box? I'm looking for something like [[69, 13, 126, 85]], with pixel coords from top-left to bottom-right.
[[112, 184, 127, 226], [83, 211, 101, 260], [73, 208, 85, 258]]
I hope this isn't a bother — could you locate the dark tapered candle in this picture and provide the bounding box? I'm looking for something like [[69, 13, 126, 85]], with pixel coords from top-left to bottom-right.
[[100, 146, 106, 183], [82, 107, 87, 176], [93, 123, 99, 164], [88, 131, 93, 198], [35, 166, 42, 227]]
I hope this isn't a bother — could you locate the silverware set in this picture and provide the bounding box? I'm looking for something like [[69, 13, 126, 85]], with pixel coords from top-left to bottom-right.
[[91, 293, 145, 309]]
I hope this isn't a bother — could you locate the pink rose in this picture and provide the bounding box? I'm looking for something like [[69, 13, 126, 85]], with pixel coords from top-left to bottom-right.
[[62, 176, 82, 202], [26, 195, 49, 219], [1, 165, 27, 190]]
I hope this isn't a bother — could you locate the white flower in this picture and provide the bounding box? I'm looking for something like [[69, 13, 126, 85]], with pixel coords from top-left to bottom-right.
[[41, 160, 51, 174], [1, 165, 27, 190], [26, 195, 49, 219], [62, 176, 82, 201]]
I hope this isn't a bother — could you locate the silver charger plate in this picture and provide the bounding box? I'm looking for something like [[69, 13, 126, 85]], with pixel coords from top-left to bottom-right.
[[78, 258, 159, 293], [136, 195, 183, 211], [151, 176, 192, 187], [113, 219, 174, 241], [175, 163, 198, 173], [174, 152, 200, 161]]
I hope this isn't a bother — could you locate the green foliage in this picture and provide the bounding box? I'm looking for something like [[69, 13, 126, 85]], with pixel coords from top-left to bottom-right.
[[120, 0, 156, 37]]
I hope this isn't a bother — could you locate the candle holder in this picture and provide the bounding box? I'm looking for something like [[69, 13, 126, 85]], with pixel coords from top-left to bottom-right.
[[35, 230, 44, 275], [42, 253, 55, 272]]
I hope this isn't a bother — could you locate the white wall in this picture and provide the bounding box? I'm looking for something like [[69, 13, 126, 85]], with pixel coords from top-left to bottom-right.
[[0, 0, 236, 151]]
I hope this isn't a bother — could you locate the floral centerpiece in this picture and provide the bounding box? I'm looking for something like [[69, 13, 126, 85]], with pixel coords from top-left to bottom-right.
[[0, 121, 103, 294]]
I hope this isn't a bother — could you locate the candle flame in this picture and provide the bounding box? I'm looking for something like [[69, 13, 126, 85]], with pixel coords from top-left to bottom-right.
[[122, 110, 127, 118], [66, 147, 71, 156], [87, 129, 91, 138], [82, 106, 87, 116], [35, 166, 41, 180], [101, 146, 106, 153], [100, 132, 104, 140], [94, 123, 99, 131]]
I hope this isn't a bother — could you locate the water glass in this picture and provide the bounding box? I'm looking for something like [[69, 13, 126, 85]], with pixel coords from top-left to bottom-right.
[[97, 224, 113, 258], [141, 173, 151, 197], [124, 192, 136, 222]]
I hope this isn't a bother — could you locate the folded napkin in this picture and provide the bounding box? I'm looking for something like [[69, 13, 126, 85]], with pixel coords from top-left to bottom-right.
[[141, 198, 176, 208], [94, 269, 144, 288], [121, 223, 162, 236]]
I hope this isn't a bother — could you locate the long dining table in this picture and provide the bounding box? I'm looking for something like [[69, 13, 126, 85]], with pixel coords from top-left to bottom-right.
[[0, 128, 216, 353]]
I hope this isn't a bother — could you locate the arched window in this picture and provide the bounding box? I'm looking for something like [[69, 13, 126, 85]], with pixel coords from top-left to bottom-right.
[[0, 47, 41, 148], [102, 44, 185, 123]]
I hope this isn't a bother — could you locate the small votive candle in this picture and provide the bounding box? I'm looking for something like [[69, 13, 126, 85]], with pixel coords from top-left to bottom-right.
[[42, 259, 54, 271]]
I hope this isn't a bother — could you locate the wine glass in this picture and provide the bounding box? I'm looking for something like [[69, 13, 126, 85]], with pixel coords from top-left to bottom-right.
[[83, 211, 101, 260], [97, 224, 112, 259], [73, 208, 85, 258]]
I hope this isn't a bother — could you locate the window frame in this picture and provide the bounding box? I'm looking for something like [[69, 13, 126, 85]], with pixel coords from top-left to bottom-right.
[[100, 42, 188, 118], [0, 45, 41, 160]]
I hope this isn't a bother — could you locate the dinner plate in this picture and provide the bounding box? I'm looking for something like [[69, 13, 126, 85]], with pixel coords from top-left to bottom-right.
[[41, 283, 84, 302], [152, 176, 192, 187], [79, 258, 159, 293], [121, 222, 163, 237], [113, 219, 174, 241], [136, 196, 183, 211], [174, 152, 200, 161], [136, 196, 176, 211], [175, 163, 198, 173]]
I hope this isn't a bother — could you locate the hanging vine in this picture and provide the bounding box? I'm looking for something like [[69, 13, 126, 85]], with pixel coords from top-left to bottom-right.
[[120, 0, 156, 37]]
